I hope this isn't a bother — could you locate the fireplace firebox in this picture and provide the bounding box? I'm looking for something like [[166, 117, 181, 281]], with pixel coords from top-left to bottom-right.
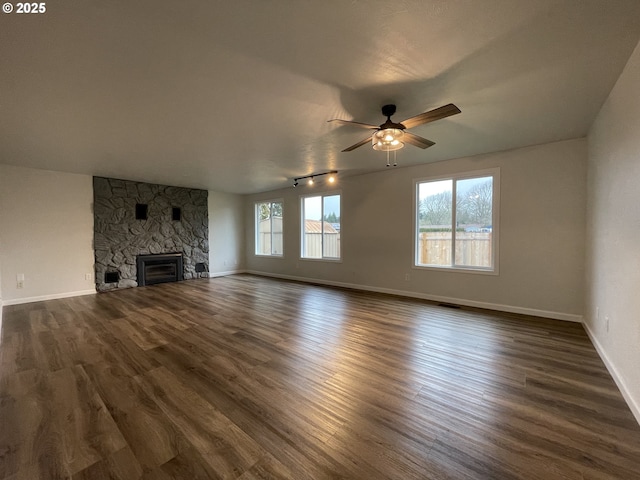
[[136, 253, 184, 286]]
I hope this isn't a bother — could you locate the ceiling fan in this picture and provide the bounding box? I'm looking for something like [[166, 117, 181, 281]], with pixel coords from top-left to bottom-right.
[[328, 103, 461, 152]]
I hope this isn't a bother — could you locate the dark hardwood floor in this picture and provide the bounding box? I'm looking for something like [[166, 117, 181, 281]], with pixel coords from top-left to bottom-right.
[[1, 274, 640, 479]]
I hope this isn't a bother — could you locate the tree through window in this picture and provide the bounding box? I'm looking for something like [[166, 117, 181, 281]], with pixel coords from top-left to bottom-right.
[[255, 200, 283, 256]]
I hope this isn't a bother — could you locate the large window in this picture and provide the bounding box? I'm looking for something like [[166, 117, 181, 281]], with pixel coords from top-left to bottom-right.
[[301, 193, 341, 260], [415, 169, 499, 271], [255, 200, 283, 256]]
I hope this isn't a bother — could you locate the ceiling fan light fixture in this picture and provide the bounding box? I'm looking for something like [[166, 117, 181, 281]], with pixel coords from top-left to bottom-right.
[[372, 128, 404, 151]]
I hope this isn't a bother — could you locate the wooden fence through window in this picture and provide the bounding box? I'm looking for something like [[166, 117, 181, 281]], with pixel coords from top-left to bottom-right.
[[418, 232, 492, 267]]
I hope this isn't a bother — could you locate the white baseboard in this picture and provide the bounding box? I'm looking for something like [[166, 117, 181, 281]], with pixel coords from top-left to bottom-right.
[[207, 269, 244, 278], [2, 289, 96, 306], [582, 322, 640, 426], [244, 270, 583, 323]]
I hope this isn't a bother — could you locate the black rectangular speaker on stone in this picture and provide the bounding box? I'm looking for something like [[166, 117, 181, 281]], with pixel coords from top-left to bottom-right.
[[172, 207, 181, 221], [105, 271, 120, 283], [135, 203, 148, 220]]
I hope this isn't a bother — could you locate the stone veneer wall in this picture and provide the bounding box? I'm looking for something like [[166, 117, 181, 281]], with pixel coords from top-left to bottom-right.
[[93, 177, 208, 292]]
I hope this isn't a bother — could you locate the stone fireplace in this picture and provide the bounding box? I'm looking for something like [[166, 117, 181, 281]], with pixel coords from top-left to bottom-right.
[[93, 177, 208, 292]]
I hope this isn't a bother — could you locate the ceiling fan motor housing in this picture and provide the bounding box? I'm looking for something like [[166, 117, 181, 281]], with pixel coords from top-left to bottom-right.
[[381, 104, 397, 118]]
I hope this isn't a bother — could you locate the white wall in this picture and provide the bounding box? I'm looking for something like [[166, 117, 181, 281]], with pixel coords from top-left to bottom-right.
[[585, 38, 640, 422], [0, 165, 95, 304], [245, 138, 587, 321], [208, 191, 244, 276]]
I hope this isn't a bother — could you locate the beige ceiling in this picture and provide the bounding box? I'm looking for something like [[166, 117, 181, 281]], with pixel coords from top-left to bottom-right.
[[2, 1, 640, 194]]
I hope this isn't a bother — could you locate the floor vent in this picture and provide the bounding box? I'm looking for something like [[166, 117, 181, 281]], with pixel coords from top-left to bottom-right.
[[438, 302, 461, 309]]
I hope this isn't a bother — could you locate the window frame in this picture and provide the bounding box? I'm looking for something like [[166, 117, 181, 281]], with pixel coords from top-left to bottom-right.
[[254, 199, 284, 257], [413, 168, 500, 274], [300, 191, 342, 262]]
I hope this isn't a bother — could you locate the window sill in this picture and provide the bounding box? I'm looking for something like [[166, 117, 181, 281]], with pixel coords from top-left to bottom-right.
[[299, 257, 342, 263], [413, 264, 499, 276]]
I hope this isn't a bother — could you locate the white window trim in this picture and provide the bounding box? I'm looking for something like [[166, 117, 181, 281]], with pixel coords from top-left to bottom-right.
[[300, 190, 342, 262], [413, 168, 500, 275], [254, 199, 284, 257]]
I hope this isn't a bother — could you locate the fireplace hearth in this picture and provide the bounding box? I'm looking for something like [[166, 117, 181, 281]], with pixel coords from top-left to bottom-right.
[[136, 253, 184, 286]]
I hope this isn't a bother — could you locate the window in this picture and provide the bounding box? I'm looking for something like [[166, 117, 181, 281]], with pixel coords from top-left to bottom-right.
[[415, 169, 499, 272], [301, 193, 341, 260], [255, 200, 283, 256]]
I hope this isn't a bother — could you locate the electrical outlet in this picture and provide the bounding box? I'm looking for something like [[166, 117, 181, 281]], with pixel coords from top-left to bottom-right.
[[595, 306, 599, 321], [85, 273, 93, 281], [605, 316, 610, 333], [405, 273, 411, 281], [17, 280, 24, 289]]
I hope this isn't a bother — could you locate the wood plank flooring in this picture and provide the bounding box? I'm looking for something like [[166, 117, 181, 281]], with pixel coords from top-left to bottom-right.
[[1, 274, 640, 479]]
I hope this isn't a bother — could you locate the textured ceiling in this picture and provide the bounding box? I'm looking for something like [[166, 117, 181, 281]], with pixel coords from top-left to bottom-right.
[[1, 1, 640, 194]]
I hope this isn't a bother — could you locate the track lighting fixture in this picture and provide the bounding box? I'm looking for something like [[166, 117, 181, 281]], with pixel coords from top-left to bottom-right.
[[293, 170, 338, 188]]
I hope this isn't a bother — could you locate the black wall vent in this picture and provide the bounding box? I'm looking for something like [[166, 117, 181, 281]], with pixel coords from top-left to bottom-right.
[[105, 271, 120, 283]]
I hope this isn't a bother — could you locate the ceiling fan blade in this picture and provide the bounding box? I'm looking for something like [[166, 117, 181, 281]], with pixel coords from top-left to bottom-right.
[[328, 119, 378, 129], [342, 135, 373, 152], [403, 132, 436, 149], [400, 103, 461, 130]]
